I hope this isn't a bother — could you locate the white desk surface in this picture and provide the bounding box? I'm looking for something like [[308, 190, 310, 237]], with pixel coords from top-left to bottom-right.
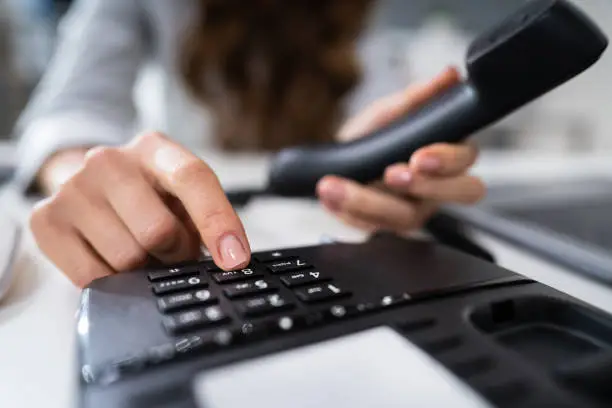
[[2, 149, 612, 408]]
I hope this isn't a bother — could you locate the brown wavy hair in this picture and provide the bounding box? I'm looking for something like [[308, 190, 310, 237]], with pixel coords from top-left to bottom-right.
[[180, 0, 376, 151]]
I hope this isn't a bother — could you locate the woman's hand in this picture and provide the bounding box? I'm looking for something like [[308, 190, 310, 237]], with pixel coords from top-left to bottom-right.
[[30, 132, 251, 287], [316, 67, 485, 234]]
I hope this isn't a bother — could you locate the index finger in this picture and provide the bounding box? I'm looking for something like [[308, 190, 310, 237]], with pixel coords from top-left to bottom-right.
[[125, 132, 250, 270]]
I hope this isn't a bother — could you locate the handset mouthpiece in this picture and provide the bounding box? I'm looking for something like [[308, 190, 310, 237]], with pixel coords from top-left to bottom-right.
[[266, 0, 608, 197]]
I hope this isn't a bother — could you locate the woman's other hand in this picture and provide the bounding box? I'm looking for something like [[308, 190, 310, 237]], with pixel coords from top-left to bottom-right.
[[30, 132, 251, 288], [317, 67, 485, 234]]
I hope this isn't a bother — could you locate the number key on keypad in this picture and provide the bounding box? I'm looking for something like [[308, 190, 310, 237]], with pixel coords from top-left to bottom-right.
[[152, 276, 208, 296], [237, 294, 294, 317], [295, 283, 350, 303], [148, 265, 200, 282], [212, 267, 262, 284], [266, 259, 311, 274], [163, 306, 229, 335], [157, 289, 216, 313], [281, 271, 329, 287], [223, 279, 276, 299]]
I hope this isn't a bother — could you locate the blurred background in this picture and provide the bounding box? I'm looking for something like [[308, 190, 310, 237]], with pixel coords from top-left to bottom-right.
[[0, 0, 611, 153]]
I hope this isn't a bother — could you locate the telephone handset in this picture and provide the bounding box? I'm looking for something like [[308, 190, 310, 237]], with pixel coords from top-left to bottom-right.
[[257, 0, 607, 198]]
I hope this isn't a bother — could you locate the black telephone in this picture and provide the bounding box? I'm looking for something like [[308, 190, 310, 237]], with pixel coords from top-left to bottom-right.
[[76, 2, 612, 408]]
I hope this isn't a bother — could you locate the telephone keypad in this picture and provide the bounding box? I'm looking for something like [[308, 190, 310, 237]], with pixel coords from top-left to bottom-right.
[[236, 293, 294, 317], [152, 275, 208, 296], [280, 270, 329, 287], [147, 255, 360, 340], [295, 283, 351, 303], [266, 259, 311, 274], [211, 266, 263, 284], [223, 279, 277, 299], [148, 265, 201, 282], [163, 306, 229, 335], [157, 289, 216, 313], [123, 252, 415, 380]]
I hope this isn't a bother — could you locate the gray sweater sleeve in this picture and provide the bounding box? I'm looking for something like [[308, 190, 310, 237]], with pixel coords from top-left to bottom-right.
[[12, 0, 147, 192]]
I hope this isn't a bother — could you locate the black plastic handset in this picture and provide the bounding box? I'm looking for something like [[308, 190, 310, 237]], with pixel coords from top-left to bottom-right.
[[266, 0, 608, 197]]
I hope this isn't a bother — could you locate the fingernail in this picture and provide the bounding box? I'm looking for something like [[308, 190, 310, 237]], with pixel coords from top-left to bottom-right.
[[417, 156, 441, 172], [319, 181, 346, 212], [218, 234, 248, 269], [387, 168, 413, 185]]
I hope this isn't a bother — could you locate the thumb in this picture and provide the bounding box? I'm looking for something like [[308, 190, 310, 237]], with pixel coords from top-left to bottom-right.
[[338, 66, 461, 142]]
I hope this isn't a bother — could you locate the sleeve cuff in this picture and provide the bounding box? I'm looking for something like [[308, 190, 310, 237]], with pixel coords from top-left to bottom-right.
[[13, 114, 131, 195]]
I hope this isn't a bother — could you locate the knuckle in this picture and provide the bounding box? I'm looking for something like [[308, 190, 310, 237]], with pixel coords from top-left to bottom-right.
[[111, 247, 148, 271], [83, 146, 122, 169], [130, 131, 167, 149], [59, 173, 85, 196], [29, 199, 52, 232], [54, 177, 89, 208], [199, 207, 231, 231], [171, 159, 214, 186], [462, 178, 487, 204], [30, 196, 66, 233], [138, 215, 181, 251]]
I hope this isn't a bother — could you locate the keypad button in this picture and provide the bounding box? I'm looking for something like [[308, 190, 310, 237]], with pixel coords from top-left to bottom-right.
[[355, 301, 379, 313], [295, 283, 351, 303], [379, 293, 412, 308], [234, 322, 271, 343], [280, 270, 329, 287], [111, 354, 147, 376], [148, 265, 201, 282], [234, 315, 302, 343], [163, 306, 229, 335], [236, 294, 294, 317], [152, 276, 208, 296], [174, 335, 209, 356], [266, 259, 311, 274], [146, 344, 176, 365], [274, 315, 306, 333], [253, 251, 296, 263], [212, 329, 234, 347], [324, 304, 360, 320], [157, 289, 216, 313], [223, 279, 276, 299], [212, 267, 262, 284], [299, 311, 327, 327]]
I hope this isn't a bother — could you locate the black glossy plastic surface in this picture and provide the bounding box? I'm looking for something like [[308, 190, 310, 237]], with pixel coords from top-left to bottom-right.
[[266, 0, 607, 197], [445, 178, 612, 286], [77, 234, 522, 372], [77, 234, 612, 408], [470, 296, 612, 367]]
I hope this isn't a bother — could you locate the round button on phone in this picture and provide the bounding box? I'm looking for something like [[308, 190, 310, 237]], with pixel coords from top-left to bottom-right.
[[188, 277, 201, 285], [195, 290, 211, 301]]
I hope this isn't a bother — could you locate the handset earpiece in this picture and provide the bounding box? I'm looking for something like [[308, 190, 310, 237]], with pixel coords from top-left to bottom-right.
[[265, 0, 608, 197]]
